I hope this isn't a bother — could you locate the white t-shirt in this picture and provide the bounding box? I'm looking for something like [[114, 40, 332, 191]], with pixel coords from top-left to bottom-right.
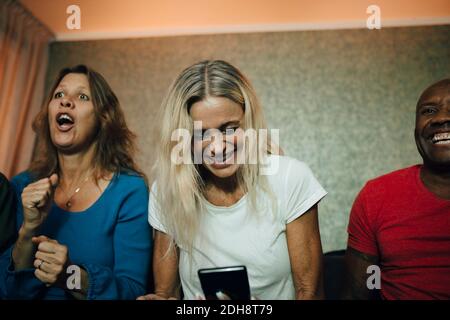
[[148, 155, 327, 299]]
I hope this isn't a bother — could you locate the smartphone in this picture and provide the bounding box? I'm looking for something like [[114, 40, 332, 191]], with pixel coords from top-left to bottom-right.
[[197, 265, 251, 300]]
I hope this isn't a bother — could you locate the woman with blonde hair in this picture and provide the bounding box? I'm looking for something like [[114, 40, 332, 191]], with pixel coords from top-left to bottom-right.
[[139, 60, 326, 300]]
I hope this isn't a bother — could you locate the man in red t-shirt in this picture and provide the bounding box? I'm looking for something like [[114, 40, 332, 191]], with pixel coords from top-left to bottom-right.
[[344, 79, 450, 300]]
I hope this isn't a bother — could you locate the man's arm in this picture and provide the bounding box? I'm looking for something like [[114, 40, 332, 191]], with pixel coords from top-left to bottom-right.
[[342, 246, 380, 299], [286, 204, 324, 300]]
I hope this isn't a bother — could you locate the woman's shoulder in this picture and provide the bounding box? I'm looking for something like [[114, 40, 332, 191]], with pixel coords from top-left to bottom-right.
[[114, 170, 148, 190], [11, 171, 34, 192], [264, 154, 312, 177], [12, 171, 32, 182], [263, 155, 323, 195], [100, 170, 148, 208]]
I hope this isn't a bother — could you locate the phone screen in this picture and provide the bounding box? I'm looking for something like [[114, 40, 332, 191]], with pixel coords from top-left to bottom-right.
[[198, 266, 251, 300]]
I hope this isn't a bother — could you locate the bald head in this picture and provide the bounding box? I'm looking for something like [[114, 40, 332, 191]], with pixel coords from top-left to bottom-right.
[[414, 78, 450, 169], [416, 79, 450, 112]]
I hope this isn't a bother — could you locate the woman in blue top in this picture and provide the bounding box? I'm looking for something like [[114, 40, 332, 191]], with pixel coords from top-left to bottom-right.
[[0, 65, 152, 300]]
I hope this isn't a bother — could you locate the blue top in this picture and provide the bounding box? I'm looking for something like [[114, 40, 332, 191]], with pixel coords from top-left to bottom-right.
[[0, 171, 152, 300]]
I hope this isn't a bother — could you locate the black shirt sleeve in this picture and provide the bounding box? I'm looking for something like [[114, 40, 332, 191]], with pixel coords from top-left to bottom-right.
[[0, 173, 17, 253]]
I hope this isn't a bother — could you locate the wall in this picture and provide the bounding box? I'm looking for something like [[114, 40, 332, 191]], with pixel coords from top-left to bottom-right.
[[20, 0, 450, 40], [45, 25, 450, 252]]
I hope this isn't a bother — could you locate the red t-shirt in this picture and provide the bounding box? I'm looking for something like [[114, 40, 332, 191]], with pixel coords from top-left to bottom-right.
[[347, 165, 450, 299]]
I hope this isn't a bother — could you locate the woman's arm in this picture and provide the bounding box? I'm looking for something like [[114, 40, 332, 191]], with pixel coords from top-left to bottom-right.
[[0, 174, 58, 299], [12, 225, 38, 270], [138, 230, 180, 300], [286, 204, 324, 300], [13, 174, 58, 270]]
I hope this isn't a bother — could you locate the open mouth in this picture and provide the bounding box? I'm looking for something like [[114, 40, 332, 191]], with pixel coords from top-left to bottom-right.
[[56, 113, 75, 131], [431, 132, 450, 145]]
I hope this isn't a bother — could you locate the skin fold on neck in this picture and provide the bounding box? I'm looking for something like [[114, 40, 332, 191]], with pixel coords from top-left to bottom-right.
[[420, 163, 450, 200]]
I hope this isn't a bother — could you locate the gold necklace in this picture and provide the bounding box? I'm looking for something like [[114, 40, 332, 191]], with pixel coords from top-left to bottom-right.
[[59, 174, 91, 209]]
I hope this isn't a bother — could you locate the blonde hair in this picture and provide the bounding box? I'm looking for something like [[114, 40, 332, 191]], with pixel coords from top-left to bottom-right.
[[152, 60, 279, 254]]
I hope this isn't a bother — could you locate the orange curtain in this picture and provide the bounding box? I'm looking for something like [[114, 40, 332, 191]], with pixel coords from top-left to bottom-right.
[[0, 0, 54, 179]]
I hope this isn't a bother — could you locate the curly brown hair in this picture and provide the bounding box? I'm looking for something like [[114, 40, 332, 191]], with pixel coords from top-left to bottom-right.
[[29, 65, 146, 183]]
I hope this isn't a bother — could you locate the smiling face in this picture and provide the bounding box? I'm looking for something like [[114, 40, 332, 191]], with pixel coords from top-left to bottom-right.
[[190, 96, 244, 179], [48, 73, 98, 154], [415, 80, 450, 168]]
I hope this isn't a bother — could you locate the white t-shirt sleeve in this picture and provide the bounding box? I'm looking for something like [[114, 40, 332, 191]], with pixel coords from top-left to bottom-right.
[[283, 158, 327, 223], [148, 182, 169, 233]]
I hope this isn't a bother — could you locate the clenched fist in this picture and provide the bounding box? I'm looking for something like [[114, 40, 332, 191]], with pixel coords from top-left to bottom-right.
[[32, 235, 72, 287], [21, 173, 58, 230]]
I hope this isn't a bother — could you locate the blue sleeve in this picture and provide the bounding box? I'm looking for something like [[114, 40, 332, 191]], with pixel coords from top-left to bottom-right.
[[0, 172, 47, 299], [0, 247, 47, 299], [80, 177, 152, 300]]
